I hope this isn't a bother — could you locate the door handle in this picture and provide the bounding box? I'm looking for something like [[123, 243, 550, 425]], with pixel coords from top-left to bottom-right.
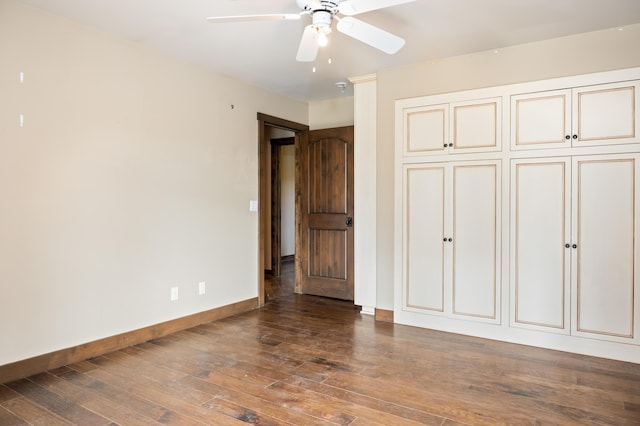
[[346, 217, 353, 227]]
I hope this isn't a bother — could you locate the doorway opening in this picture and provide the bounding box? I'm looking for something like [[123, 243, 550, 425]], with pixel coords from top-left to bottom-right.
[[265, 136, 295, 302], [257, 113, 308, 306]]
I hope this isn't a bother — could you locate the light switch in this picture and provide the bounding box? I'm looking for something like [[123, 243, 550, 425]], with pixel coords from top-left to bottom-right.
[[249, 200, 258, 212]]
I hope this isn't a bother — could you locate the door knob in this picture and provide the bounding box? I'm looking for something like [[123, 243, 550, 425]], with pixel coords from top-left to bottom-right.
[[346, 217, 353, 227]]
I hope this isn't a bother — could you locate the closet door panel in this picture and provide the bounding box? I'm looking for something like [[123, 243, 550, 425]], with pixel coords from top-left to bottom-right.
[[451, 98, 501, 152], [403, 105, 449, 156], [452, 163, 499, 319], [574, 82, 639, 146], [511, 160, 570, 332], [511, 90, 571, 150], [404, 165, 446, 312], [574, 157, 636, 339]]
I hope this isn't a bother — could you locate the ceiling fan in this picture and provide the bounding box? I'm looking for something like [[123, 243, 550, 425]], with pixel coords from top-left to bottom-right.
[[207, 0, 415, 62]]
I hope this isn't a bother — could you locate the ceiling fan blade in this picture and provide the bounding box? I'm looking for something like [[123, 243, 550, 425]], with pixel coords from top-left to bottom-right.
[[207, 13, 301, 23], [338, 0, 415, 16], [296, 25, 319, 62], [336, 16, 405, 54]]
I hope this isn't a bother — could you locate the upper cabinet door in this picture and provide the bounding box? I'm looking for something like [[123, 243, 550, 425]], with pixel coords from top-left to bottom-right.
[[511, 80, 639, 150], [450, 97, 502, 154], [403, 104, 449, 157], [511, 89, 572, 150], [401, 97, 501, 158], [573, 81, 639, 147]]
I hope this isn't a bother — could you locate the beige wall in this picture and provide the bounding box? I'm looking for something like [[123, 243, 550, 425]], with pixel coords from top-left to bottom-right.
[[376, 24, 640, 310], [0, 0, 307, 365], [280, 145, 295, 257], [309, 96, 354, 130]]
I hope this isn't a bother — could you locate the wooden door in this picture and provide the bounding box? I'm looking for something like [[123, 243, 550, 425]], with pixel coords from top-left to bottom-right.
[[298, 126, 354, 300]]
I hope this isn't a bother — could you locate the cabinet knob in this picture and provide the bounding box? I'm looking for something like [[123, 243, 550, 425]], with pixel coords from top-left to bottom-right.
[[572, 244, 577, 249], [572, 134, 578, 139], [443, 143, 447, 148], [565, 135, 570, 140], [565, 243, 570, 248], [443, 237, 447, 242], [448, 238, 453, 242], [449, 143, 453, 147]]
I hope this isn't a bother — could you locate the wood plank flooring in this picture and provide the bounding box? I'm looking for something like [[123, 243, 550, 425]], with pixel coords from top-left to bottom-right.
[[2, 294, 640, 425], [265, 258, 295, 302]]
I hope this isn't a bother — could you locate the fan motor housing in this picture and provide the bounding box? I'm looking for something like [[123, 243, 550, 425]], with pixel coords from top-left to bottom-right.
[[312, 10, 333, 27]]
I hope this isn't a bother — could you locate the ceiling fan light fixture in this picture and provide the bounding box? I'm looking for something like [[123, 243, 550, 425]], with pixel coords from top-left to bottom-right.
[[318, 31, 329, 46]]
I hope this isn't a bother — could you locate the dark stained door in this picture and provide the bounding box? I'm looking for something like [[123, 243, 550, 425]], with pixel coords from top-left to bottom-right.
[[298, 126, 354, 300]]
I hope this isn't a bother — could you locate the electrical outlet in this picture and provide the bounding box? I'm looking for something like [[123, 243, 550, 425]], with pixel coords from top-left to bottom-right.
[[198, 281, 206, 295], [170, 286, 179, 301]]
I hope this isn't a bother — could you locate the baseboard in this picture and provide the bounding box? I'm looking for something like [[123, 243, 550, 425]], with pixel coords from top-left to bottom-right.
[[375, 308, 394, 323], [0, 297, 258, 385]]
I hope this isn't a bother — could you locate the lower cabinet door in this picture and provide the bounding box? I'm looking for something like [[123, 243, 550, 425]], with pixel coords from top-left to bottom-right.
[[510, 158, 571, 333], [451, 162, 500, 320], [403, 165, 446, 313], [402, 161, 500, 323], [573, 155, 638, 342]]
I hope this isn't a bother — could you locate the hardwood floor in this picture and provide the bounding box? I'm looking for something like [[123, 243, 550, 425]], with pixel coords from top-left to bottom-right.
[[2, 295, 640, 425], [265, 258, 295, 302]]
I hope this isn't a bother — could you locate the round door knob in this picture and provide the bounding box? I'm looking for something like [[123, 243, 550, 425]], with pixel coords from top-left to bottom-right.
[[565, 243, 570, 248], [565, 135, 570, 140], [572, 244, 577, 249]]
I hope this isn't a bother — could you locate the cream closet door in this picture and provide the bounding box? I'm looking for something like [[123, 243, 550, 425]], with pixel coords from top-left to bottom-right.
[[451, 162, 500, 320], [572, 155, 637, 342], [403, 165, 447, 312], [510, 159, 571, 333], [403, 161, 500, 321]]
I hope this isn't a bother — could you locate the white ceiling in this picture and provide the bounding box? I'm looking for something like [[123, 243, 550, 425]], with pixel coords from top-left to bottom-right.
[[16, 0, 640, 101]]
